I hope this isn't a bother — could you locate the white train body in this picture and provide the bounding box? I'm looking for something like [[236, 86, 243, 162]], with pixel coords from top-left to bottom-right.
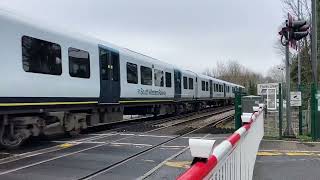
[[0, 10, 244, 148]]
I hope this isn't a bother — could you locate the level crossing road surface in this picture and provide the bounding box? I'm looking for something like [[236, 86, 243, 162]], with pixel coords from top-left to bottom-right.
[[253, 139, 320, 180], [0, 131, 229, 179]]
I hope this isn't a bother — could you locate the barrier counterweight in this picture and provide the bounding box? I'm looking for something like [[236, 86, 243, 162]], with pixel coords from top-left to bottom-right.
[[177, 106, 264, 180]]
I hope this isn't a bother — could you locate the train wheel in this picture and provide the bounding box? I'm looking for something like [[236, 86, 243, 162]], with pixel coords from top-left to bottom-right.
[[0, 132, 26, 149]]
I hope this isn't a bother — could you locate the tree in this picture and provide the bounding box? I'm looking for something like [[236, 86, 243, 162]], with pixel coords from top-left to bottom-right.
[[204, 60, 274, 95]]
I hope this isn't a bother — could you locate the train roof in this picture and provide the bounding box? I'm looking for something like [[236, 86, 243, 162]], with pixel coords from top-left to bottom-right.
[[0, 9, 245, 89]]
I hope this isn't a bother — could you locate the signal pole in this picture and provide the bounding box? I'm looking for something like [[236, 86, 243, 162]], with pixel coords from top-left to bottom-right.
[[297, 0, 303, 135], [279, 13, 310, 137], [311, 0, 317, 84], [284, 33, 294, 136], [297, 0, 301, 87]]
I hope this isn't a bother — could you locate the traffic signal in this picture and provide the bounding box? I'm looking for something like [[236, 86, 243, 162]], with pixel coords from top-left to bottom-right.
[[290, 20, 309, 41]]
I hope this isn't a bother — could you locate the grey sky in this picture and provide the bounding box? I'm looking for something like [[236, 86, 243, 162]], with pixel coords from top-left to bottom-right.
[[0, 0, 284, 75]]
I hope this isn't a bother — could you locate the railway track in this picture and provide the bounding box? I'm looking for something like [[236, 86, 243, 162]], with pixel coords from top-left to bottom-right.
[[0, 107, 234, 180], [79, 110, 234, 180]]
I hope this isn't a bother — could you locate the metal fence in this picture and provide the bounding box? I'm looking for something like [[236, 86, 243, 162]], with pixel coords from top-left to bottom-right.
[[263, 83, 312, 138], [177, 106, 264, 180]]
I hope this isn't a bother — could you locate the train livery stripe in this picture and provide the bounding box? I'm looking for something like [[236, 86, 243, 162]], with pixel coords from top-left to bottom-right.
[[119, 100, 174, 104], [0, 101, 98, 107]]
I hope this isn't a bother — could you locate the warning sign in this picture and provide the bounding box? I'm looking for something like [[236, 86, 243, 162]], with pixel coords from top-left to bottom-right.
[[290, 91, 301, 107]]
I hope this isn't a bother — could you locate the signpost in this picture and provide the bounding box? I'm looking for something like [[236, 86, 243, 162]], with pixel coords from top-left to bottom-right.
[[267, 88, 277, 110], [257, 83, 279, 95], [290, 91, 302, 107]]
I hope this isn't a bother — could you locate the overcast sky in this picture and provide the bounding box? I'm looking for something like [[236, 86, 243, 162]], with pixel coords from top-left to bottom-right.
[[0, 0, 284, 75]]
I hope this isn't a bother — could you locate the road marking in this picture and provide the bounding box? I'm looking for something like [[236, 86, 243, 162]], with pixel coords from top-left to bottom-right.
[[86, 133, 116, 136], [257, 152, 283, 156], [262, 139, 320, 144], [164, 161, 191, 169], [142, 159, 155, 163], [52, 133, 117, 144], [138, 134, 211, 180], [138, 134, 175, 138], [0, 132, 139, 175], [259, 149, 320, 153], [58, 143, 76, 148], [0, 143, 108, 175], [161, 145, 186, 148], [137, 147, 191, 180], [286, 152, 314, 156], [110, 142, 153, 147], [257, 151, 320, 156]]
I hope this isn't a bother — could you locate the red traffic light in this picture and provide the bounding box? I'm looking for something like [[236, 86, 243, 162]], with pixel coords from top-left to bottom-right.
[[293, 31, 309, 41], [291, 20, 307, 28]]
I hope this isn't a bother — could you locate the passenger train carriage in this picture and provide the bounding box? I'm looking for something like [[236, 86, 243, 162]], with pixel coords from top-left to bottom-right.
[[0, 10, 244, 148]]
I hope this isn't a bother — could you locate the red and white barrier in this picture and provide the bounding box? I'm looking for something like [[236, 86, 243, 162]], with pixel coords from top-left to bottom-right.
[[177, 104, 264, 180]]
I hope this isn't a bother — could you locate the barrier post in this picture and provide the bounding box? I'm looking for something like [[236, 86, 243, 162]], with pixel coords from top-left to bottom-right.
[[235, 91, 242, 129], [177, 105, 265, 180]]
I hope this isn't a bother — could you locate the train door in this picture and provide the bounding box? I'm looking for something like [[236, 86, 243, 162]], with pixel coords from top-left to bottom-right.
[[195, 77, 198, 99], [99, 47, 120, 103], [223, 83, 226, 97], [209, 80, 213, 98], [174, 70, 182, 99]]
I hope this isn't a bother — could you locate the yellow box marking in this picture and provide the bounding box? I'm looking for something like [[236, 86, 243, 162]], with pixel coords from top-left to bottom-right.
[[257, 152, 283, 156], [59, 143, 74, 148], [258, 151, 319, 156], [286, 152, 315, 156]]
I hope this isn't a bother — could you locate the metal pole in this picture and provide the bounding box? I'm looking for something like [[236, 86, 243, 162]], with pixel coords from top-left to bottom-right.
[[297, 0, 303, 135], [297, 0, 301, 86], [284, 35, 295, 136], [311, 0, 318, 84], [311, 83, 318, 140], [311, 0, 318, 140], [279, 83, 283, 139]]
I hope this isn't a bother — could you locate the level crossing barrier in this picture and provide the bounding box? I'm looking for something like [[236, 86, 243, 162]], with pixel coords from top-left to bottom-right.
[[177, 104, 264, 180]]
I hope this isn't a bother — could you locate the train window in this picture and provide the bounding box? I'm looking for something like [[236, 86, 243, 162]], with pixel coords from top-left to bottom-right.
[[99, 49, 109, 80], [141, 66, 152, 85], [183, 76, 188, 89], [68, 48, 90, 78], [206, 82, 209, 91], [189, 78, 193, 89], [165, 72, 172, 87], [127, 62, 138, 84], [202, 81, 205, 91], [22, 36, 62, 75], [111, 52, 119, 81], [154, 69, 164, 87]]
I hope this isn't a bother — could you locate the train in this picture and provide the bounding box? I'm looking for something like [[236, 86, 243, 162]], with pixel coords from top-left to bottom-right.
[[0, 10, 244, 148]]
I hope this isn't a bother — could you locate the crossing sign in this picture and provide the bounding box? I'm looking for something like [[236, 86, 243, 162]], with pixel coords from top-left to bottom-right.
[[290, 91, 301, 106]]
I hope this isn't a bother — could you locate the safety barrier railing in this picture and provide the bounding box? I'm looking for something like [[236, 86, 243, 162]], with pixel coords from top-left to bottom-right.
[[177, 104, 264, 180]]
